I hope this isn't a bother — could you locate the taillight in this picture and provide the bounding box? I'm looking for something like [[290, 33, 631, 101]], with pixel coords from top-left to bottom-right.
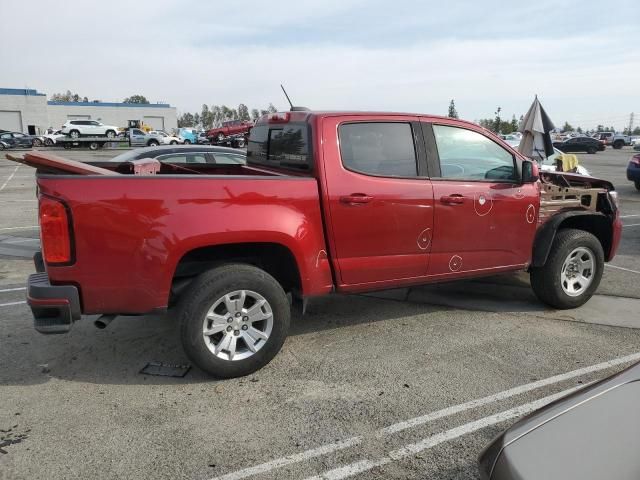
[[39, 196, 73, 264], [631, 156, 640, 166], [268, 112, 290, 123]]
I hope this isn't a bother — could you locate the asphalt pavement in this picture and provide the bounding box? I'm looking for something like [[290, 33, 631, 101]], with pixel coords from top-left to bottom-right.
[[0, 146, 639, 480]]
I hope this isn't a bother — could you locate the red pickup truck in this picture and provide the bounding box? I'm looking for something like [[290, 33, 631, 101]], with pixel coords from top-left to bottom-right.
[[15, 111, 622, 378], [206, 120, 253, 142]]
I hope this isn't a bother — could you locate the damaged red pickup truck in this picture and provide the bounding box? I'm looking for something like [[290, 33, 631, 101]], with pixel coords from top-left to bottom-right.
[[13, 111, 622, 378]]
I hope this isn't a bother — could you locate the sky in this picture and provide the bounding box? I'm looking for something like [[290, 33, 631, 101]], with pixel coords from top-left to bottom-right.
[[2, 0, 639, 130]]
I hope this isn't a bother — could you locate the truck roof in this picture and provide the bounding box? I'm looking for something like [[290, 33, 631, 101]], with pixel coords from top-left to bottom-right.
[[256, 111, 483, 130]]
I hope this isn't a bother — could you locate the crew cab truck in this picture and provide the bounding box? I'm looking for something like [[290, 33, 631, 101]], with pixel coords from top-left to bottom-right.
[[14, 111, 622, 378]]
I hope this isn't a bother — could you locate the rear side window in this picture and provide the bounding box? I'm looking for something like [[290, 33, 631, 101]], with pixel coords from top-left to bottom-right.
[[247, 123, 311, 171], [339, 122, 417, 177]]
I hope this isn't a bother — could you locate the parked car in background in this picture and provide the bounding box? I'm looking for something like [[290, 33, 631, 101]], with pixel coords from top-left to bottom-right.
[[207, 120, 253, 142], [42, 129, 66, 146], [0, 131, 43, 148], [109, 145, 246, 164], [627, 153, 640, 191], [553, 136, 604, 154], [177, 128, 198, 144], [128, 128, 163, 147], [197, 132, 211, 144], [596, 132, 631, 149], [61, 120, 119, 139], [148, 130, 183, 145], [479, 360, 640, 480], [0, 139, 9, 150]]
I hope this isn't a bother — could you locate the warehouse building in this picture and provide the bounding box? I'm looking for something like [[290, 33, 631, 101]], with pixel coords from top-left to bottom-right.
[[0, 88, 178, 134]]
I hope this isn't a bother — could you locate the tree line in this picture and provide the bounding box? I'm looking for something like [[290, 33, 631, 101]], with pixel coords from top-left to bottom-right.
[[50, 91, 151, 104], [447, 99, 640, 135], [178, 103, 279, 128]]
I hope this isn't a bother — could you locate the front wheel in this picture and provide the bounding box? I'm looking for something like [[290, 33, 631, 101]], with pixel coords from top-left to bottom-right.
[[148, 140, 159, 147], [170, 140, 177, 145], [69, 130, 80, 139], [44, 138, 54, 146], [587, 146, 597, 154], [106, 130, 116, 139], [530, 229, 604, 309], [635, 181, 640, 191], [32, 138, 43, 147], [183, 139, 191, 144], [178, 264, 290, 378]]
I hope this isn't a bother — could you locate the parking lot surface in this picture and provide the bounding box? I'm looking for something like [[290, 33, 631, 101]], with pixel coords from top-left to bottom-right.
[[1, 147, 639, 479]]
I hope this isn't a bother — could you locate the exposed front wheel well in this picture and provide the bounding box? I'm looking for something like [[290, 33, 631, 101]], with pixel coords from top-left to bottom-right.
[[532, 213, 613, 268], [170, 243, 302, 306]]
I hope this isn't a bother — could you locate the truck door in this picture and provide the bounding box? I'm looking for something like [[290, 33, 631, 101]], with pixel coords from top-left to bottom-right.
[[130, 129, 146, 146], [321, 116, 434, 290], [422, 121, 539, 279]]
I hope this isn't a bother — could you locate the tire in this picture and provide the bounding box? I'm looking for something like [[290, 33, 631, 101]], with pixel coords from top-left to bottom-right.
[[530, 228, 604, 309], [184, 139, 191, 144], [44, 138, 54, 146], [0, 143, 4, 150], [89, 141, 99, 151], [148, 140, 159, 147], [32, 138, 42, 147], [178, 264, 290, 378], [69, 130, 80, 139], [217, 133, 225, 142], [106, 130, 116, 139], [170, 140, 178, 145], [587, 146, 596, 154], [612, 140, 623, 149], [635, 181, 640, 191]]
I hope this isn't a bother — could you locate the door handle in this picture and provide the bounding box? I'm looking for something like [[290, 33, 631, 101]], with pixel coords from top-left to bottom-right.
[[340, 194, 373, 205], [440, 194, 465, 205]]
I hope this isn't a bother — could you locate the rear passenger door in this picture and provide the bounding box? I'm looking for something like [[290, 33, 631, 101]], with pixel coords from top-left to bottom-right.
[[423, 121, 539, 278], [321, 117, 435, 290]]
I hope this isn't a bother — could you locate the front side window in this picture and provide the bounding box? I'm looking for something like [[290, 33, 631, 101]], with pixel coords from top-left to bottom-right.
[[432, 125, 516, 181], [212, 153, 245, 164], [339, 122, 417, 177]]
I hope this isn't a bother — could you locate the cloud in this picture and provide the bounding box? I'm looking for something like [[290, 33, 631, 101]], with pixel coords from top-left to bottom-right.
[[2, 0, 638, 129]]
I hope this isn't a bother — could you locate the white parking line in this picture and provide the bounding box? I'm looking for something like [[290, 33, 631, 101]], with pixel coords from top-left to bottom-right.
[[623, 223, 640, 228], [0, 226, 39, 232], [209, 352, 640, 480], [0, 301, 26, 307], [305, 385, 584, 480], [606, 264, 640, 275], [620, 214, 640, 218], [0, 165, 19, 192], [0, 287, 26, 293]]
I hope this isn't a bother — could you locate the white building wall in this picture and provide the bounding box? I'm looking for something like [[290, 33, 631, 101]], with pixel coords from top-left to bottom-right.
[[47, 104, 178, 132], [0, 91, 49, 133]]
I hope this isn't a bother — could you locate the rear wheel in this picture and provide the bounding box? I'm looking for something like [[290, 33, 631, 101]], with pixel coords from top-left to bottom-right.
[[69, 130, 80, 139], [148, 140, 159, 147], [184, 139, 191, 144], [44, 138, 54, 146], [88, 141, 100, 150], [170, 140, 177, 145], [106, 130, 116, 139], [530, 229, 604, 309], [612, 140, 624, 149], [635, 181, 640, 191], [0, 143, 4, 150], [217, 133, 225, 142], [32, 138, 42, 147], [178, 264, 290, 378]]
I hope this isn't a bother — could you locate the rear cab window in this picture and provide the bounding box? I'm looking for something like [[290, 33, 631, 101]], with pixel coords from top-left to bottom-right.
[[247, 123, 311, 172]]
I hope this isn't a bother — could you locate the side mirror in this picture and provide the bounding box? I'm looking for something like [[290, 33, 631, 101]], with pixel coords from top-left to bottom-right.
[[522, 160, 539, 183]]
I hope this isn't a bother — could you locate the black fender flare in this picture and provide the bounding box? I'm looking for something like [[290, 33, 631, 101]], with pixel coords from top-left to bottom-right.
[[531, 211, 612, 267]]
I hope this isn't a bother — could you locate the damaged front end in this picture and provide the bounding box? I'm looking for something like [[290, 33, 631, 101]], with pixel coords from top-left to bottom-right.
[[538, 171, 618, 222]]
